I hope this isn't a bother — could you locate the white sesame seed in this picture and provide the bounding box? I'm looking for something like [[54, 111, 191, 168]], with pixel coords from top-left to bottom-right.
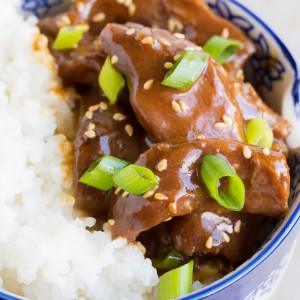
[[155, 193, 168, 200], [108, 219, 115, 226], [111, 55, 119, 64], [221, 28, 229, 38], [129, 4, 136, 16], [157, 159, 167, 172], [159, 38, 171, 46], [85, 111, 93, 120], [141, 36, 153, 45], [164, 62, 173, 69], [233, 163, 240, 169], [172, 101, 181, 112], [122, 191, 129, 198], [89, 104, 100, 112], [136, 241, 146, 255], [113, 113, 126, 121], [178, 100, 188, 111], [164, 217, 173, 222], [168, 203, 177, 214], [143, 79, 154, 90], [234, 82, 241, 90], [99, 101, 108, 110], [173, 55, 181, 62], [243, 145, 252, 159], [92, 12, 106, 22], [234, 220, 242, 233], [116, 0, 126, 4], [223, 115, 233, 126], [222, 231, 230, 243], [173, 32, 185, 39], [263, 148, 270, 156], [214, 122, 228, 129], [115, 186, 121, 195], [125, 124, 134, 137], [123, 0, 132, 6], [84, 130, 96, 138], [57, 15, 71, 27], [185, 46, 195, 51], [197, 135, 206, 140], [126, 28, 135, 35], [205, 236, 213, 249], [143, 189, 155, 198], [168, 18, 183, 32], [87, 123, 96, 131], [236, 69, 244, 80], [195, 46, 203, 51]]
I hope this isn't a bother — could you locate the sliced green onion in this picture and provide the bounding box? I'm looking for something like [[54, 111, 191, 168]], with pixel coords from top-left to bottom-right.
[[113, 165, 158, 195], [161, 50, 209, 91], [200, 155, 245, 211], [99, 56, 125, 104], [203, 36, 241, 64], [79, 155, 130, 191], [155, 250, 184, 271], [246, 118, 274, 148], [158, 260, 194, 300], [53, 24, 89, 51]]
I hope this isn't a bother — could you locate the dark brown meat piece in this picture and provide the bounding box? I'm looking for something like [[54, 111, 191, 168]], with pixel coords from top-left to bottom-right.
[[110, 139, 290, 242], [73, 86, 148, 216], [99, 23, 245, 142], [39, 0, 254, 84]]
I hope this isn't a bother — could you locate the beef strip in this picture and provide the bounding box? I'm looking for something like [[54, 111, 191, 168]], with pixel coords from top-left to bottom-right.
[[99, 23, 245, 142], [110, 139, 290, 242], [73, 86, 148, 216]]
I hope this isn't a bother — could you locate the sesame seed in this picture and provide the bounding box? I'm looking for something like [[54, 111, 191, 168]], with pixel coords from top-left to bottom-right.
[[125, 124, 134, 137], [57, 15, 71, 27], [92, 12, 106, 22], [108, 219, 115, 226], [116, 0, 126, 3], [159, 38, 171, 46], [157, 159, 167, 172], [195, 46, 203, 51], [223, 115, 233, 126], [126, 28, 135, 35], [243, 145, 252, 159], [122, 191, 129, 198], [168, 203, 177, 214], [111, 55, 119, 65], [99, 101, 108, 110], [89, 104, 100, 112], [174, 54, 181, 61], [205, 236, 213, 249], [171, 101, 181, 112], [168, 18, 183, 32], [123, 0, 132, 6], [178, 100, 188, 111], [113, 113, 126, 121], [221, 28, 230, 38], [185, 46, 195, 51], [222, 231, 230, 243], [233, 163, 240, 169], [234, 220, 242, 233], [197, 135, 206, 140], [164, 217, 172, 222], [143, 189, 155, 198], [263, 148, 270, 156], [143, 79, 154, 90], [136, 241, 146, 255], [214, 122, 228, 129], [155, 193, 168, 200], [234, 82, 241, 90], [174, 32, 185, 39], [128, 4, 136, 16], [84, 130, 96, 138], [115, 186, 121, 195], [87, 123, 96, 131], [164, 62, 173, 69], [141, 36, 153, 45], [236, 69, 244, 80], [85, 111, 93, 120]]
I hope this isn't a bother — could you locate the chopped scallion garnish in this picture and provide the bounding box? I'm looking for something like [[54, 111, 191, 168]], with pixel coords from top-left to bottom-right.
[[99, 56, 125, 104], [246, 118, 274, 149], [200, 155, 245, 211], [161, 50, 209, 91], [79, 155, 130, 191], [113, 165, 159, 195], [155, 250, 184, 271], [158, 260, 194, 300], [53, 24, 89, 51], [203, 35, 241, 64]]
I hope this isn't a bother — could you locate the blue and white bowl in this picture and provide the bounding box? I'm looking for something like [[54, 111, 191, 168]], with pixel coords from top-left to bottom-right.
[[4, 0, 299, 300]]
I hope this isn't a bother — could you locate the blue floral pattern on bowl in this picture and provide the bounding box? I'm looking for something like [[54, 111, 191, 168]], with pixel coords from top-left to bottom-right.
[[22, 0, 63, 17]]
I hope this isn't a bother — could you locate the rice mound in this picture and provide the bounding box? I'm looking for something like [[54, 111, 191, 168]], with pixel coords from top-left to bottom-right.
[[0, 1, 158, 299]]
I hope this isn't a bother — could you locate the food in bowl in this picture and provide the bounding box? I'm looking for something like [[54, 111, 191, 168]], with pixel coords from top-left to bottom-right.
[[0, 0, 294, 299]]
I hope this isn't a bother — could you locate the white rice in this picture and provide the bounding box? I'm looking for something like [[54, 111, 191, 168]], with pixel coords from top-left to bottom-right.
[[0, 1, 158, 299]]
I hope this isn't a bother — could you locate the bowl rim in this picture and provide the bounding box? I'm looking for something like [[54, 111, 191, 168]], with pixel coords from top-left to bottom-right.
[[0, 1, 299, 300], [182, 0, 300, 298]]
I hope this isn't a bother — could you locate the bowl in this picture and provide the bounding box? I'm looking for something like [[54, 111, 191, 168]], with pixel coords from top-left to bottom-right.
[[3, 0, 299, 300]]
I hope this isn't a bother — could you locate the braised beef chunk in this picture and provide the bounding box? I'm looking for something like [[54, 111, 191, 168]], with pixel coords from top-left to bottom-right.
[[99, 23, 245, 142], [110, 140, 290, 242], [73, 86, 148, 215]]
